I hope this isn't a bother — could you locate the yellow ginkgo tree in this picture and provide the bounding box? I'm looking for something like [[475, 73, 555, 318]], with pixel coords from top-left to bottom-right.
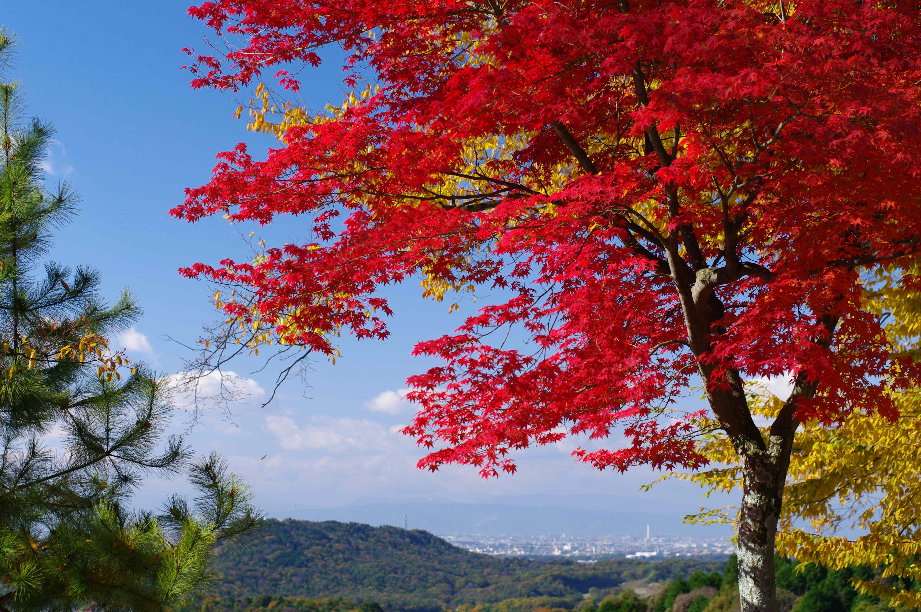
[[679, 265, 921, 608]]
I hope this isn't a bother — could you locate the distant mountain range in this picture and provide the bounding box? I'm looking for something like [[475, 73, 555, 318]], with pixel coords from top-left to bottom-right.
[[195, 520, 724, 611]]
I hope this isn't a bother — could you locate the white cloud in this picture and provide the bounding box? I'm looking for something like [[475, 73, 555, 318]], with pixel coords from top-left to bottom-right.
[[161, 370, 267, 413], [38, 159, 75, 177], [265, 415, 403, 452], [38, 140, 75, 177], [748, 374, 794, 401], [364, 388, 413, 414], [116, 327, 155, 358], [39, 421, 69, 454]]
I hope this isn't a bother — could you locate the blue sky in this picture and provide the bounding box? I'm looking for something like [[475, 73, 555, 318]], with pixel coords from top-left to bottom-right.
[[3, 2, 736, 537]]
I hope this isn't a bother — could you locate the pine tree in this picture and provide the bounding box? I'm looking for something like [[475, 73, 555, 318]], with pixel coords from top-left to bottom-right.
[[0, 32, 259, 611]]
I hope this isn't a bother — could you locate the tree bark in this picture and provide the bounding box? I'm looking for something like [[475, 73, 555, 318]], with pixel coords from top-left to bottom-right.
[[736, 435, 792, 612]]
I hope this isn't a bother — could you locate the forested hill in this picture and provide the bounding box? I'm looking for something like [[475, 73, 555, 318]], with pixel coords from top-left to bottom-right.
[[199, 519, 722, 611]]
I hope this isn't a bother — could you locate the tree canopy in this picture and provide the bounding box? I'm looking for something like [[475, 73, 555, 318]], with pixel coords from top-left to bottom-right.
[[173, 2, 921, 610]]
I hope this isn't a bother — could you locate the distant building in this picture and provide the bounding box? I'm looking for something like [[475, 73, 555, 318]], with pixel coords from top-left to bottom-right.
[[626, 550, 660, 559]]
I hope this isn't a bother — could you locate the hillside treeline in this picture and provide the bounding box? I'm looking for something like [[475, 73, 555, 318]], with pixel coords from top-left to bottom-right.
[[188, 521, 916, 611], [193, 555, 915, 612], [191, 520, 721, 610]]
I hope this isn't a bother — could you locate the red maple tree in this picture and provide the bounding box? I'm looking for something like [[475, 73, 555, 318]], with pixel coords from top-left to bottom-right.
[[173, 1, 921, 609]]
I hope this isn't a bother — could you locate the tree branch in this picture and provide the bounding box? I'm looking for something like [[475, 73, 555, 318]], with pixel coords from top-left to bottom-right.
[[444, 171, 540, 195], [551, 121, 598, 174], [770, 314, 840, 439], [827, 237, 920, 269], [622, 226, 671, 276], [631, 65, 672, 169]]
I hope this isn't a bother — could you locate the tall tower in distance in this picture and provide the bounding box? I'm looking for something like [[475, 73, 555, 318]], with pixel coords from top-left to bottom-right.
[[646, 524, 650, 541]]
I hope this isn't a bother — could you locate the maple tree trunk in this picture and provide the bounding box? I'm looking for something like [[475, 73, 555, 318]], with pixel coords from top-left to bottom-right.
[[736, 440, 791, 612]]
